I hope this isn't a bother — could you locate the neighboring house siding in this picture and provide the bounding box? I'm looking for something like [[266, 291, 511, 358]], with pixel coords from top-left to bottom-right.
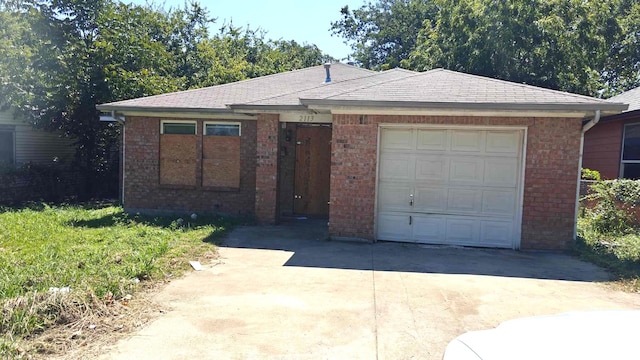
[[582, 120, 623, 179], [123, 116, 257, 215], [0, 110, 75, 165], [329, 115, 582, 250]]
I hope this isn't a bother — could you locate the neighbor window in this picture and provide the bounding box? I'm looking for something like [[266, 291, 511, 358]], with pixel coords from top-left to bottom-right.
[[159, 121, 197, 186], [0, 125, 15, 165], [621, 123, 640, 179], [202, 122, 241, 188]]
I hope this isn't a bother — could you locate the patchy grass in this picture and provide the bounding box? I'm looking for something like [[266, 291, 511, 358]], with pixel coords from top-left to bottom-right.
[[0, 203, 235, 358], [575, 216, 640, 292]]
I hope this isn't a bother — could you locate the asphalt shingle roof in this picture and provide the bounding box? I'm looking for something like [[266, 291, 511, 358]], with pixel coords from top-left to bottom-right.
[[609, 87, 640, 112], [99, 63, 375, 111], [313, 69, 613, 105], [98, 64, 625, 113]]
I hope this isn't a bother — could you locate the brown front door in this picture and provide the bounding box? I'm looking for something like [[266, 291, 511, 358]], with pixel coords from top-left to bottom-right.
[[294, 125, 331, 216]]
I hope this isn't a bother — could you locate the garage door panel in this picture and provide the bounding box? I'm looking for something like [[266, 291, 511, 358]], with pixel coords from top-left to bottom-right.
[[447, 189, 482, 213], [376, 128, 522, 249], [379, 155, 414, 181], [377, 213, 413, 241], [381, 129, 413, 150], [445, 218, 479, 244], [417, 129, 448, 151], [484, 158, 518, 186], [378, 183, 413, 211], [414, 186, 446, 212], [449, 158, 484, 184], [482, 190, 516, 215], [415, 156, 448, 181], [412, 216, 445, 242], [451, 130, 484, 152], [486, 131, 520, 155], [480, 221, 514, 247]]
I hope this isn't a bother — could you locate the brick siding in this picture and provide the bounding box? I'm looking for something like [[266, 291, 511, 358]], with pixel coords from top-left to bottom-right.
[[582, 119, 624, 180], [123, 116, 256, 215], [329, 115, 582, 250], [255, 114, 279, 223]]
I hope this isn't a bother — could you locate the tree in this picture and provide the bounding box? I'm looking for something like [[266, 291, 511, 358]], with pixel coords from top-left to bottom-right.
[[332, 0, 640, 96], [330, 0, 437, 69]]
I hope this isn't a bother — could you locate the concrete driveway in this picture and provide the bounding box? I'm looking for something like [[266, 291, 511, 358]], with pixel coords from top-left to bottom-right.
[[101, 220, 640, 360]]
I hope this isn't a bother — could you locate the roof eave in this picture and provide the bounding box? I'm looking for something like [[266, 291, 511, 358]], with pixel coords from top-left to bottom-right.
[[95, 105, 232, 114], [299, 99, 628, 113]]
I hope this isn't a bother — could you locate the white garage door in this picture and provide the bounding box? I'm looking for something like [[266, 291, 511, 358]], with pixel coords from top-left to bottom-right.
[[376, 127, 523, 248]]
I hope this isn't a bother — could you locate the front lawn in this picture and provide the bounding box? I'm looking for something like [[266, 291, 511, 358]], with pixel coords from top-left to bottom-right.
[[0, 203, 233, 358]]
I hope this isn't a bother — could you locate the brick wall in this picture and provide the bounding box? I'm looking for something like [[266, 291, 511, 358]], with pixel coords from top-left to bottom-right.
[[255, 114, 279, 223], [582, 119, 623, 180], [277, 123, 296, 216], [329, 114, 582, 250], [123, 116, 256, 215]]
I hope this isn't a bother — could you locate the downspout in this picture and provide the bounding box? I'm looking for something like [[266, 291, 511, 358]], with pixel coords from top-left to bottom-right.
[[574, 109, 601, 240], [116, 111, 126, 207]]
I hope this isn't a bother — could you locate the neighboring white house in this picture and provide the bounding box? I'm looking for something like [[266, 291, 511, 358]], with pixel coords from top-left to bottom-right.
[[0, 109, 75, 166]]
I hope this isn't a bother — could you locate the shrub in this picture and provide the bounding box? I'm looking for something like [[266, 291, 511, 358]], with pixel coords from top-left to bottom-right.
[[583, 179, 640, 234], [581, 168, 601, 181]]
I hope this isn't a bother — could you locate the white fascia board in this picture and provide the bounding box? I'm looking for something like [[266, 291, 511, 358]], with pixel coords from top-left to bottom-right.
[[306, 105, 591, 118]]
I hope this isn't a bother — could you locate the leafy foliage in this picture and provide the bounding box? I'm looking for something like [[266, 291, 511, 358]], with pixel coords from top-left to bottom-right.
[[331, 0, 640, 96], [581, 168, 602, 181], [583, 180, 640, 234]]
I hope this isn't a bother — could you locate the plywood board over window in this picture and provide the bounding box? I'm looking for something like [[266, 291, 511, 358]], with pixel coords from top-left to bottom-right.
[[160, 134, 197, 186], [202, 136, 240, 188]]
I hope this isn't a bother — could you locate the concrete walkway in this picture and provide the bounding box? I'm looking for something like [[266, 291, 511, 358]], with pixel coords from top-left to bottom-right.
[[101, 220, 640, 359]]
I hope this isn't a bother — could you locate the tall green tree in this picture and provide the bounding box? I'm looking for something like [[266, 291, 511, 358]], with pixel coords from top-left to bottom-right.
[[330, 0, 437, 69], [332, 0, 640, 96]]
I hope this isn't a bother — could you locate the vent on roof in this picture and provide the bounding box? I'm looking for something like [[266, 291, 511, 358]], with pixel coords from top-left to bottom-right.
[[324, 63, 331, 83]]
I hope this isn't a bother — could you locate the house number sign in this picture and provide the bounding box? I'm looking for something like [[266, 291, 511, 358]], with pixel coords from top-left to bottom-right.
[[280, 112, 332, 124]]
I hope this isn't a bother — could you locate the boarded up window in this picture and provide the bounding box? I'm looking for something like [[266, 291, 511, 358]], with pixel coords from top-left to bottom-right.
[[202, 136, 240, 188], [160, 134, 197, 186]]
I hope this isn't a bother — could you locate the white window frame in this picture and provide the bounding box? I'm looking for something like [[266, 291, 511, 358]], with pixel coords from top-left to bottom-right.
[[203, 121, 241, 136], [0, 125, 16, 165], [619, 122, 640, 178], [160, 120, 197, 135]]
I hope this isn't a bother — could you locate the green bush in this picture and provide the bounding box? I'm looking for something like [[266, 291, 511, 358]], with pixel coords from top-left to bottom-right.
[[581, 168, 602, 181], [583, 179, 640, 234]]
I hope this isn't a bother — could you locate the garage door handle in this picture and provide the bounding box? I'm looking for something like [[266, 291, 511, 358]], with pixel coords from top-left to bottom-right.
[[409, 215, 412, 225], [409, 194, 414, 206]]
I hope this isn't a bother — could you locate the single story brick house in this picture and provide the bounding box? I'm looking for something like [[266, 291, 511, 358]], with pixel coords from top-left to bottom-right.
[[98, 64, 627, 250], [583, 86, 640, 179]]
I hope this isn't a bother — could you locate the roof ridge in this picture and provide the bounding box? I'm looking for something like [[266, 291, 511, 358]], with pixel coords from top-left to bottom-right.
[[108, 63, 375, 106], [438, 69, 611, 103], [241, 67, 391, 105], [320, 69, 435, 100]]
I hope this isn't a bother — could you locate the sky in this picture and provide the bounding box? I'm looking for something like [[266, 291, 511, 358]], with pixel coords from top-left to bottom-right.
[[128, 0, 366, 60]]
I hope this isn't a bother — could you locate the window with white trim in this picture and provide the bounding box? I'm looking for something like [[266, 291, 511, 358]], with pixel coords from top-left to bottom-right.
[[621, 123, 640, 179], [204, 122, 240, 136], [0, 125, 15, 165], [161, 121, 196, 135]]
